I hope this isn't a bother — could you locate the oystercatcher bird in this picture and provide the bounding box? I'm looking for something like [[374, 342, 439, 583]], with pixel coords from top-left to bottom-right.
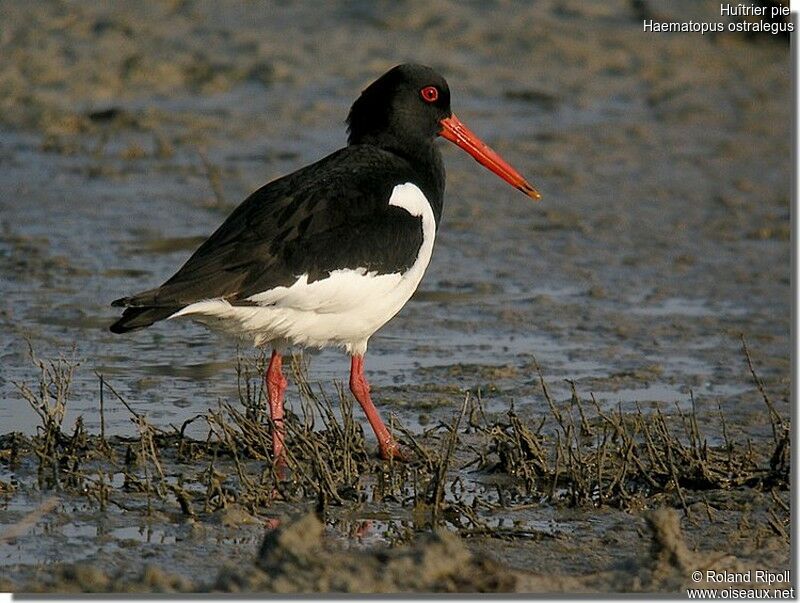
[[110, 64, 540, 465]]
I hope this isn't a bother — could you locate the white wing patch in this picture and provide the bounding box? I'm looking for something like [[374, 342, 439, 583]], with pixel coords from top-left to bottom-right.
[[388, 181, 432, 217]]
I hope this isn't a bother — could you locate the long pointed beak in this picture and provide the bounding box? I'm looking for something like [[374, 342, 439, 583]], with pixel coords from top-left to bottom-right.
[[439, 114, 541, 201]]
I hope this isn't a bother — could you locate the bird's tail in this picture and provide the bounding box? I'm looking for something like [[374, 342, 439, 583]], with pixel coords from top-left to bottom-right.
[[109, 305, 181, 334]]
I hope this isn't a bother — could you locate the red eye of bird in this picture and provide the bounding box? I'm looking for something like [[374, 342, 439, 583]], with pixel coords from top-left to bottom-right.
[[420, 86, 439, 103]]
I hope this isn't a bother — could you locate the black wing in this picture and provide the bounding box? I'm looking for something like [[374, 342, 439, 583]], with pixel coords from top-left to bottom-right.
[[110, 145, 426, 332]]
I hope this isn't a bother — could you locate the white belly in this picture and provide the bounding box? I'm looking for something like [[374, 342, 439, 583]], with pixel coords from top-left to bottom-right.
[[169, 183, 436, 355]]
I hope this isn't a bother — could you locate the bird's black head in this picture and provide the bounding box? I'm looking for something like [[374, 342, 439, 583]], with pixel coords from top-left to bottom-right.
[[347, 64, 452, 149], [348, 63, 542, 201]]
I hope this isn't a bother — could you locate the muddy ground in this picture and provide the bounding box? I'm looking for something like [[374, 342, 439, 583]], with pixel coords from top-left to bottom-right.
[[0, 0, 792, 595]]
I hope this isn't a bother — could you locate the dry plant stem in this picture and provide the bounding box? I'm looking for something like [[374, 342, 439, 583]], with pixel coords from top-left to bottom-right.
[[394, 423, 434, 468], [717, 401, 733, 470], [98, 374, 106, 445], [14, 343, 77, 434], [567, 379, 592, 437], [431, 394, 470, 525], [533, 357, 560, 424], [770, 488, 789, 512], [740, 334, 783, 443], [338, 385, 359, 482], [96, 372, 143, 421], [290, 353, 316, 402], [767, 508, 788, 540]]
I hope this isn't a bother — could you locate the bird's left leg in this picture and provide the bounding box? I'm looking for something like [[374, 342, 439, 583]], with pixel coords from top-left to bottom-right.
[[265, 349, 288, 471], [349, 354, 405, 460]]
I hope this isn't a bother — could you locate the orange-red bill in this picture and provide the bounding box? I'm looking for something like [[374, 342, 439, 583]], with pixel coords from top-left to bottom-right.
[[439, 114, 541, 201]]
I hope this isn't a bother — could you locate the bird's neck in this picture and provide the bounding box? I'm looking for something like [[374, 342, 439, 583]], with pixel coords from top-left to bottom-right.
[[396, 141, 445, 226], [358, 134, 446, 226]]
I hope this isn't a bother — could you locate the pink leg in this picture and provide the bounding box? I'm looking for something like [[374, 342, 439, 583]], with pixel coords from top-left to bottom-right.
[[266, 349, 288, 470], [349, 354, 404, 460]]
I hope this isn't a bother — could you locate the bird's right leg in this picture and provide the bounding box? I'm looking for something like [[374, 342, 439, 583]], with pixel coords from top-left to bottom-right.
[[265, 349, 288, 472]]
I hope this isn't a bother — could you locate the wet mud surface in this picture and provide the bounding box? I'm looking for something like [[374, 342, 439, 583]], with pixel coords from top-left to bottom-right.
[[0, 0, 791, 594]]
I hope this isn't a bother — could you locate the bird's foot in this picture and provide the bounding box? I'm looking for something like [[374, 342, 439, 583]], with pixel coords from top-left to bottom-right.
[[273, 458, 288, 481], [352, 520, 373, 540], [267, 461, 290, 502], [264, 517, 282, 531], [379, 440, 411, 462]]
